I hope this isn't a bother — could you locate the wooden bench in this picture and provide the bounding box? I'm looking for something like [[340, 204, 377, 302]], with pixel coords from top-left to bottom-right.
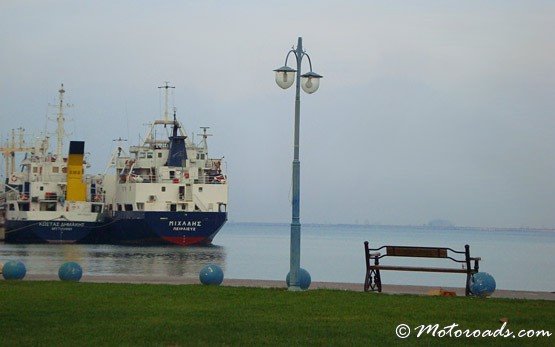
[[364, 241, 481, 296]]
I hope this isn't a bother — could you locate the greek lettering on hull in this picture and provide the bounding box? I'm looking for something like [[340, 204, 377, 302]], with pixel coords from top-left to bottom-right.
[[168, 221, 202, 227], [38, 222, 86, 228]]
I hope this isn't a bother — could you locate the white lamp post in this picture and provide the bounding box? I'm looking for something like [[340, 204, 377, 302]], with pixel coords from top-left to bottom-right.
[[274, 37, 322, 290]]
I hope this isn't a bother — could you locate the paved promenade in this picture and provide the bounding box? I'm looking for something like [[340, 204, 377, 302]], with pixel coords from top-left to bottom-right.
[[22, 274, 554, 301]]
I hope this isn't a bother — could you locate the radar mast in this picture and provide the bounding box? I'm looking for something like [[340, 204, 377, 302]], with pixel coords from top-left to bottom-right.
[[55, 84, 69, 160]]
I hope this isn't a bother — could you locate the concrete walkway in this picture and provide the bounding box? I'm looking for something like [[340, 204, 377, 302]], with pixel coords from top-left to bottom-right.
[[21, 274, 555, 301]]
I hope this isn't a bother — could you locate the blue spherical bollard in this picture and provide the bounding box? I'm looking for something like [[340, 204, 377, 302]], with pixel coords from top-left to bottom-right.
[[199, 264, 224, 285], [286, 268, 311, 290], [2, 260, 26, 280], [58, 262, 83, 281], [470, 272, 496, 297]]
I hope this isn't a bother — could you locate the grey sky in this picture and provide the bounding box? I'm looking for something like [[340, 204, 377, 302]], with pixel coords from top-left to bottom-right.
[[1, 1, 554, 227]]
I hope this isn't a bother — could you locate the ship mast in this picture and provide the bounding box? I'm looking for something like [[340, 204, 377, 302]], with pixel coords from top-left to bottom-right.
[[0, 128, 34, 178], [158, 82, 175, 122], [55, 84, 67, 160], [198, 127, 212, 154]]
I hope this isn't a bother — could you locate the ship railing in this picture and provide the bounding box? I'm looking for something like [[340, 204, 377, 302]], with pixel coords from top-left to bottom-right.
[[128, 174, 157, 183], [204, 174, 227, 185]]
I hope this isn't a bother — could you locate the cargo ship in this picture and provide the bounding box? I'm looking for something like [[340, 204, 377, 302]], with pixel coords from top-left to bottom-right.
[[93, 83, 228, 246], [1, 85, 107, 243]]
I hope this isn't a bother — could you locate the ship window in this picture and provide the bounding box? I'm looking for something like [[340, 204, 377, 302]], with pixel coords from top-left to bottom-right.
[[137, 203, 144, 211], [169, 171, 175, 179], [178, 186, 185, 200], [158, 152, 163, 158], [147, 152, 153, 158], [198, 187, 203, 192], [18, 202, 30, 211], [201, 154, 205, 160], [117, 204, 122, 211], [62, 167, 67, 173], [161, 186, 166, 192], [9, 204, 15, 211], [124, 204, 133, 211], [40, 202, 57, 212], [52, 166, 59, 173], [139, 152, 146, 159], [170, 204, 177, 212], [33, 167, 38, 173], [180, 203, 187, 210], [40, 186, 44, 191], [91, 204, 103, 213]]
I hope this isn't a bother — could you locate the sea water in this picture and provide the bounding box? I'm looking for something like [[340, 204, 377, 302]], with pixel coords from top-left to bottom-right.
[[1, 223, 553, 292]]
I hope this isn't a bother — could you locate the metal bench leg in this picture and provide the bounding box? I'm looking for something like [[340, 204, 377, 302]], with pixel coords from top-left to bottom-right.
[[365, 268, 380, 292], [464, 245, 472, 296], [465, 272, 472, 296], [375, 269, 382, 292], [364, 255, 381, 292], [364, 270, 371, 291]]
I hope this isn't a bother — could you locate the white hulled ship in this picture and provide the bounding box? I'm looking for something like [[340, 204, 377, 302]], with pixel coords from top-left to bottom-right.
[[94, 83, 228, 246], [1, 85, 106, 243]]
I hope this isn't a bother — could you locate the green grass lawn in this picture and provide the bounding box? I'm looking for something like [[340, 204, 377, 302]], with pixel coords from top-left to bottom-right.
[[0, 281, 553, 346]]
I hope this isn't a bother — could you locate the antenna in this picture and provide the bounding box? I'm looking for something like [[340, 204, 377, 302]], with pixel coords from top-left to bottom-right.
[[158, 82, 175, 122], [197, 127, 212, 152], [48, 83, 71, 160]]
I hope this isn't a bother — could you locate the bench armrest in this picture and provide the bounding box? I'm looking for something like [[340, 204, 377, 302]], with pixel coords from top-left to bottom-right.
[[470, 257, 481, 261], [369, 252, 381, 257]]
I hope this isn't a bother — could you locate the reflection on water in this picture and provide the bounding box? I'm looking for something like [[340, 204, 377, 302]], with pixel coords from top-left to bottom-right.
[[0, 244, 226, 278]]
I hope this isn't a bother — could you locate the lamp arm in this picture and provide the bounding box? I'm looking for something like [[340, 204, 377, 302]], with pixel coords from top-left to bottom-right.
[[303, 53, 314, 72], [284, 50, 298, 67]]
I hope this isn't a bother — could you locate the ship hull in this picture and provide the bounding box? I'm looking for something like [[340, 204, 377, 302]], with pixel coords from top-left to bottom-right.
[[4, 220, 101, 244], [91, 211, 227, 246]]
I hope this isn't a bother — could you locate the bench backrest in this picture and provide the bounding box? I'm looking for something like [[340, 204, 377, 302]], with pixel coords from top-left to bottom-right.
[[364, 241, 471, 264], [386, 246, 448, 258]]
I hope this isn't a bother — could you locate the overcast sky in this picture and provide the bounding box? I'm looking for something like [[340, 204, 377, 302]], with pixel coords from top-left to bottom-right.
[[1, 1, 554, 227]]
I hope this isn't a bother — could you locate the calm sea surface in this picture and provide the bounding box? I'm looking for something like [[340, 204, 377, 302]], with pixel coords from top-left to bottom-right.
[[1, 223, 554, 292]]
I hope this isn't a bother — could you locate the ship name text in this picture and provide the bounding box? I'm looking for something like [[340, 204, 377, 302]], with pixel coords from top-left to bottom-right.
[[38, 221, 86, 231]]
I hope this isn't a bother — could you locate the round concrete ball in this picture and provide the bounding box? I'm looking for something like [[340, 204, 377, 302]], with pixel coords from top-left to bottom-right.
[[470, 272, 496, 297], [2, 260, 26, 280], [286, 268, 311, 290], [199, 264, 224, 285], [58, 262, 83, 281]]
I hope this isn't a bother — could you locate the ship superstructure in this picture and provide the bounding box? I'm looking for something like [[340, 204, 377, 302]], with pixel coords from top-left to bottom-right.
[[1, 85, 106, 243], [96, 83, 228, 246]]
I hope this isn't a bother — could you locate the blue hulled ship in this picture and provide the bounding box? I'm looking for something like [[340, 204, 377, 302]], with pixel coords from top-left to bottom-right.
[[94, 83, 228, 246], [1, 85, 107, 244]]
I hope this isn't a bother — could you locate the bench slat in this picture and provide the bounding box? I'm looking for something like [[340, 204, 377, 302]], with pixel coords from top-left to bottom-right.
[[386, 246, 448, 258], [370, 265, 471, 274]]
